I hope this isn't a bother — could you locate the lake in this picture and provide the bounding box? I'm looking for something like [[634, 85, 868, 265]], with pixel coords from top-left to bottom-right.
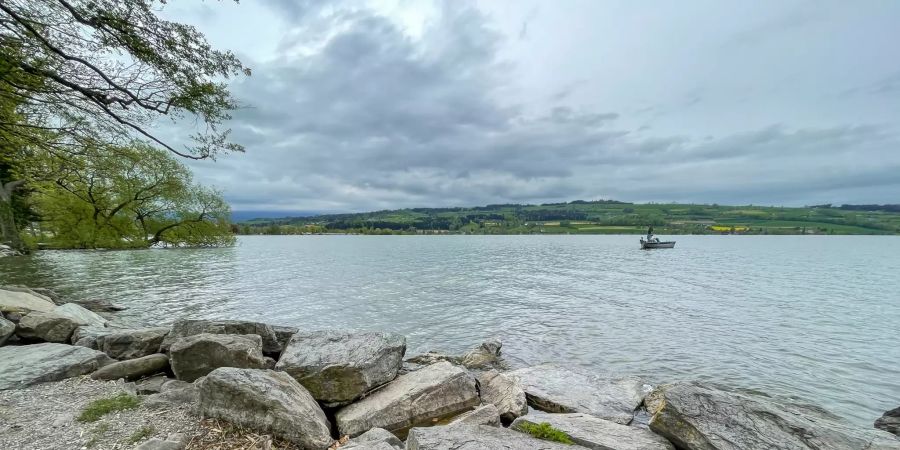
[[2, 235, 898, 426]]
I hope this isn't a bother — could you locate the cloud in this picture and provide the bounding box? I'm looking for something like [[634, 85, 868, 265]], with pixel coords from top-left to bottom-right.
[[180, 1, 900, 212]]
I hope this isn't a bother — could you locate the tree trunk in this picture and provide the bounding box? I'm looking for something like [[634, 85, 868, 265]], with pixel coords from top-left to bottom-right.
[[0, 180, 26, 253]]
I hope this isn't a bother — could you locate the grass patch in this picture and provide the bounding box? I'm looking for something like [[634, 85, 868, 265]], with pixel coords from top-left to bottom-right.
[[77, 394, 140, 423], [516, 421, 573, 444], [127, 426, 156, 444]]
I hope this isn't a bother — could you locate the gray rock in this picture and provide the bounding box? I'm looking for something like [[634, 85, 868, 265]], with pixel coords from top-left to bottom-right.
[[0, 316, 14, 345], [16, 311, 81, 342], [477, 370, 527, 423], [449, 404, 501, 427], [405, 351, 456, 367], [134, 433, 187, 450], [71, 326, 112, 349], [161, 379, 192, 392], [272, 325, 298, 353], [0, 287, 56, 314], [406, 424, 583, 449], [275, 330, 406, 405], [512, 410, 674, 450], [198, 367, 332, 449], [508, 364, 645, 424], [52, 303, 108, 327], [876, 406, 900, 436], [144, 384, 200, 411], [343, 428, 403, 450], [136, 375, 171, 395], [459, 337, 503, 369], [169, 333, 268, 382], [29, 288, 63, 304], [97, 326, 170, 359], [160, 319, 280, 354], [335, 361, 480, 437], [91, 353, 170, 381], [0, 343, 112, 390], [71, 298, 126, 312], [649, 382, 900, 450]]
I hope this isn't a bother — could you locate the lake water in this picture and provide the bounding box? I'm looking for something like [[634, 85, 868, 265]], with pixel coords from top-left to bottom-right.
[[2, 235, 898, 426]]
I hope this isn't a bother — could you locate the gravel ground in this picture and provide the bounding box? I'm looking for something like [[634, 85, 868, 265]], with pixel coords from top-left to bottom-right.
[[0, 376, 200, 450]]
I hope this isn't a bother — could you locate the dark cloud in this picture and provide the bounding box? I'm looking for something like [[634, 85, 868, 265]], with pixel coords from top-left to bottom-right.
[[186, 2, 900, 212]]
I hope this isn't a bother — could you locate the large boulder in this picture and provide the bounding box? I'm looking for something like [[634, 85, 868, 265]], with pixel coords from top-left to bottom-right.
[[406, 424, 582, 449], [477, 370, 527, 423], [449, 404, 501, 427], [91, 353, 170, 381], [512, 410, 674, 450], [0, 343, 112, 390], [507, 364, 645, 424], [459, 338, 503, 369], [343, 428, 403, 450], [53, 303, 108, 327], [335, 361, 479, 437], [16, 311, 81, 342], [160, 319, 280, 354], [272, 325, 298, 353], [274, 330, 406, 405], [648, 382, 900, 450], [0, 286, 56, 314], [71, 325, 113, 349], [876, 407, 900, 436], [169, 333, 268, 382], [0, 316, 14, 345], [97, 327, 170, 359], [198, 367, 332, 449]]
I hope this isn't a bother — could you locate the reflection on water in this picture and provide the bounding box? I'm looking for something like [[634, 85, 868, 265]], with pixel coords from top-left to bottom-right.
[[2, 235, 899, 426]]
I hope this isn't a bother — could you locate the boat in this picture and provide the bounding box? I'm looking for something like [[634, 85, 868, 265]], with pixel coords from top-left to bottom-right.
[[640, 226, 675, 249]]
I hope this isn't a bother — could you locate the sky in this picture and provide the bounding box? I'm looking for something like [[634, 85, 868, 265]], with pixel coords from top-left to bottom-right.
[[161, 0, 900, 213]]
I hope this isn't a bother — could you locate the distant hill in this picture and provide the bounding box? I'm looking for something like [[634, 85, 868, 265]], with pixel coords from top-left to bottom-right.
[[235, 200, 900, 235], [230, 210, 321, 222]]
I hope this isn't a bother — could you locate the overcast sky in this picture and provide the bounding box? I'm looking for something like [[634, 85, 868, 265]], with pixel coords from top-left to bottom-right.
[[163, 0, 900, 213]]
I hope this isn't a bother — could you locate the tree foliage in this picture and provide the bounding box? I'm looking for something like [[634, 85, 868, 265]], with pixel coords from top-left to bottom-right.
[[34, 143, 234, 249], [0, 0, 249, 159]]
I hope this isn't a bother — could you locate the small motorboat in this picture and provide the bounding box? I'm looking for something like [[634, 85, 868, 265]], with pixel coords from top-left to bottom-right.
[[640, 226, 675, 249]]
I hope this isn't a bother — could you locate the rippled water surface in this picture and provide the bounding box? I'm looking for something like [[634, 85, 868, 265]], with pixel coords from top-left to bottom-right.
[[2, 235, 898, 425]]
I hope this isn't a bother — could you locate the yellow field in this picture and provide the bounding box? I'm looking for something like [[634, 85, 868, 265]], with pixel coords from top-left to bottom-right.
[[710, 225, 749, 232]]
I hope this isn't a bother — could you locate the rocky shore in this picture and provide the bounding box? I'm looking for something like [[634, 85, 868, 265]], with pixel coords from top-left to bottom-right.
[[1, 286, 898, 450]]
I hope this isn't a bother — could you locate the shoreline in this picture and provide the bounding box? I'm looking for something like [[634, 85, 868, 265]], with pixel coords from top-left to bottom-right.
[[2, 285, 898, 449]]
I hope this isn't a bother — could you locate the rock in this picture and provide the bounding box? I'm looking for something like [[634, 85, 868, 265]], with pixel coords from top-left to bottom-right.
[[91, 353, 170, 381], [0, 286, 56, 313], [134, 433, 187, 450], [512, 410, 674, 450], [876, 407, 900, 436], [274, 330, 406, 405], [507, 364, 645, 424], [343, 428, 404, 450], [71, 325, 112, 349], [335, 361, 480, 437], [459, 337, 503, 369], [272, 325, 298, 353], [406, 424, 582, 450], [0, 316, 14, 345], [0, 343, 112, 390], [29, 288, 63, 304], [449, 404, 501, 427], [198, 367, 332, 449], [477, 370, 527, 423], [405, 351, 457, 367], [97, 326, 170, 359], [161, 379, 192, 392], [160, 319, 280, 354], [53, 303, 108, 327], [136, 375, 171, 394], [169, 333, 268, 382], [71, 298, 126, 312], [144, 384, 200, 410], [16, 311, 81, 342], [3, 311, 22, 323], [649, 382, 900, 450]]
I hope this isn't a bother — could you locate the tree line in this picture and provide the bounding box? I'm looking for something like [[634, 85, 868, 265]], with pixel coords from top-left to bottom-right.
[[0, 0, 246, 251]]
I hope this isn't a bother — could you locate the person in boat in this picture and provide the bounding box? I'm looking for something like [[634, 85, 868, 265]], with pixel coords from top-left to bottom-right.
[[646, 226, 653, 240]]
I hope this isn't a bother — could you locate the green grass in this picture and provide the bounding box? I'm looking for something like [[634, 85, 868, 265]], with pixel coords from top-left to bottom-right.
[[516, 421, 573, 444], [127, 425, 156, 444], [77, 394, 141, 423]]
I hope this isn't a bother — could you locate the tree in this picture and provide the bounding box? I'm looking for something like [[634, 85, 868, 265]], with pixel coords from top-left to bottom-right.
[[0, 0, 248, 250], [33, 143, 234, 248]]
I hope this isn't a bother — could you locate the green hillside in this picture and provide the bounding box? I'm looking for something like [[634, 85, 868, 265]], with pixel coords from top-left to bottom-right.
[[238, 201, 900, 235]]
